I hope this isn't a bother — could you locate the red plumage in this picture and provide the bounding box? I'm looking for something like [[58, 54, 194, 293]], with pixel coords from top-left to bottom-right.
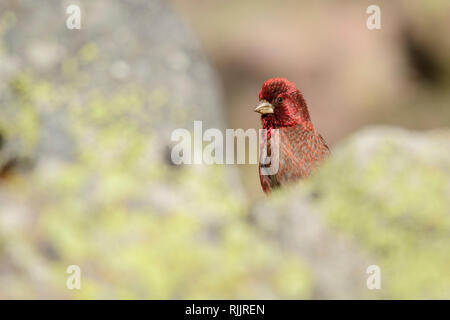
[[256, 78, 329, 193]]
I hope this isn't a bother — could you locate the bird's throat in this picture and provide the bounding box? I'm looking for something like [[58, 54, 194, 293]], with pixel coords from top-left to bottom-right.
[[261, 115, 310, 130]]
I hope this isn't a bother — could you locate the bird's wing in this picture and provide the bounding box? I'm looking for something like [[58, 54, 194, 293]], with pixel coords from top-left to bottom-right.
[[318, 133, 330, 153], [258, 124, 329, 192], [275, 124, 330, 186], [259, 167, 276, 193]]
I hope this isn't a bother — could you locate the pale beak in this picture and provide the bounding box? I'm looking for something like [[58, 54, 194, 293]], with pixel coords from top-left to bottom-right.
[[254, 100, 274, 114]]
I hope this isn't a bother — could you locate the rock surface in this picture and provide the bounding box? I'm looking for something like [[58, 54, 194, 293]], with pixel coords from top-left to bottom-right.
[[251, 126, 450, 299], [0, 0, 309, 299]]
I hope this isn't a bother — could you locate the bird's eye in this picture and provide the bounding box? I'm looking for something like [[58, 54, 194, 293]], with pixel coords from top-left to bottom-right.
[[277, 97, 283, 103]]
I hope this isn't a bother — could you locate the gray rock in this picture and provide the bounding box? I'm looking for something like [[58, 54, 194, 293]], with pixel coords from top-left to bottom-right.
[[0, 0, 225, 165], [251, 126, 450, 299]]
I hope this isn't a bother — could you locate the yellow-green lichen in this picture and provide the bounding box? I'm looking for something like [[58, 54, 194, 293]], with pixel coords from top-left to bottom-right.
[[0, 64, 311, 299], [306, 130, 450, 299]]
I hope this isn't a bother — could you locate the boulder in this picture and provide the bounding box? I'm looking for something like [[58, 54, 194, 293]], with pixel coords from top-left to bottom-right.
[[251, 126, 450, 298]]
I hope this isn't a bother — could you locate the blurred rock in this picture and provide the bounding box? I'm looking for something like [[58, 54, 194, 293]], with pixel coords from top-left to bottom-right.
[[0, 0, 309, 299], [251, 126, 450, 299], [251, 197, 373, 299], [0, 0, 225, 163]]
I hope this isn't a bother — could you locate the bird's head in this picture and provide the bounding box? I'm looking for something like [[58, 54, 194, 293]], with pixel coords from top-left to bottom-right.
[[255, 78, 311, 128]]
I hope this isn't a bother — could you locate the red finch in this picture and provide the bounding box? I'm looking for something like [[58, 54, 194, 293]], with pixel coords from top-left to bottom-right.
[[255, 78, 329, 193]]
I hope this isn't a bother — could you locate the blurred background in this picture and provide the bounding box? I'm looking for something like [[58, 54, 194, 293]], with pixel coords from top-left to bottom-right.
[[171, 0, 450, 199], [0, 0, 449, 299]]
